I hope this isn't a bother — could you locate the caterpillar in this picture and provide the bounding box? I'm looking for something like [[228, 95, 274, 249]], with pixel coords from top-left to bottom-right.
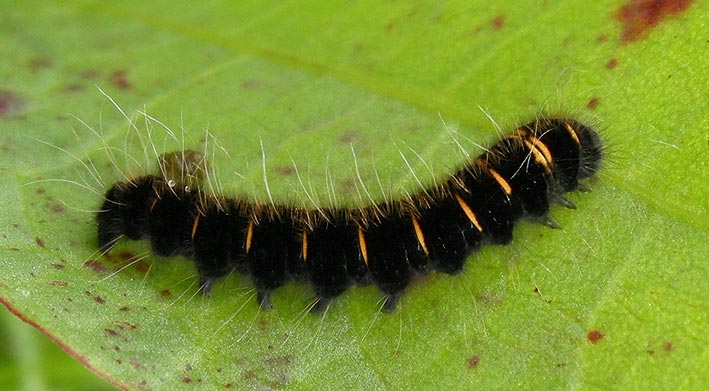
[[97, 116, 603, 314]]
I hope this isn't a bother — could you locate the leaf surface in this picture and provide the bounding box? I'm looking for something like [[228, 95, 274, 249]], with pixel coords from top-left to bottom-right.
[[1, 1, 707, 390]]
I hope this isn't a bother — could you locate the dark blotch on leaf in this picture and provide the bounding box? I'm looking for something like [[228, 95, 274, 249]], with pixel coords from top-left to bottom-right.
[[115, 250, 137, 261], [276, 166, 295, 176], [587, 330, 604, 343], [339, 131, 357, 143], [108, 70, 132, 90], [616, 0, 694, 42], [113, 320, 137, 330], [85, 290, 106, 304], [491, 15, 506, 30], [61, 84, 85, 93], [27, 57, 52, 73], [50, 203, 66, 213], [83, 259, 107, 273], [468, 356, 481, 368], [0, 90, 26, 117]]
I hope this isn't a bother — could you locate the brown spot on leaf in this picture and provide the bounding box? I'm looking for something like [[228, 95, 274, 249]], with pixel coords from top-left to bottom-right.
[[85, 291, 106, 305], [587, 97, 600, 109], [0, 90, 26, 117], [606, 59, 619, 69], [61, 84, 85, 93], [160, 289, 171, 298], [104, 328, 119, 337], [340, 177, 357, 194], [113, 321, 137, 330], [52, 263, 66, 270], [468, 356, 480, 368], [130, 359, 146, 370], [35, 237, 46, 248], [339, 131, 357, 144], [28, 57, 52, 73], [135, 261, 149, 273], [587, 330, 604, 343], [114, 250, 138, 262], [83, 259, 107, 273], [118, 306, 130, 312], [50, 203, 66, 213], [663, 341, 674, 351], [182, 376, 193, 383], [108, 70, 132, 90], [616, 0, 694, 43], [276, 166, 295, 176], [49, 280, 67, 287], [35, 188, 46, 194], [491, 15, 506, 30]]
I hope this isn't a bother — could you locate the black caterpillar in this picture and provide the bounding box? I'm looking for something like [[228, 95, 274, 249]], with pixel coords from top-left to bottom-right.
[[97, 117, 603, 313]]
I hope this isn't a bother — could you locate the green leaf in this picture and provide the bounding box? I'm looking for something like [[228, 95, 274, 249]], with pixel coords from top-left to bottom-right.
[[2, 1, 707, 390]]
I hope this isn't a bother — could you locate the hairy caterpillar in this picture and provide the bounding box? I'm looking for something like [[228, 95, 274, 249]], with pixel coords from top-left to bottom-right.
[[97, 117, 603, 314]]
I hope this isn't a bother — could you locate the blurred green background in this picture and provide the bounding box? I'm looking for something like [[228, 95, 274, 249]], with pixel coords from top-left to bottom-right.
[[0, 310, 111, 390]]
